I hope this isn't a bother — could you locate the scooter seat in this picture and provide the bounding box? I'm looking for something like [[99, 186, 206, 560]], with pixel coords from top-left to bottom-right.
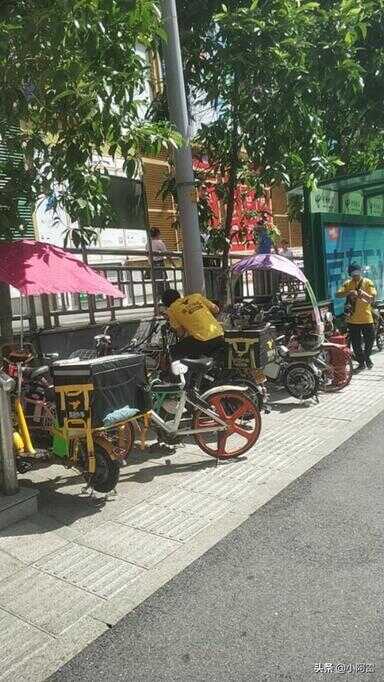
[[289, 350, 318, 359], [180, 357, 214, 371]]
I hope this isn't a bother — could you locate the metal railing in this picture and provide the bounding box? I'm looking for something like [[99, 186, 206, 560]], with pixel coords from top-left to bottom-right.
[[8, 248, 304, 331]]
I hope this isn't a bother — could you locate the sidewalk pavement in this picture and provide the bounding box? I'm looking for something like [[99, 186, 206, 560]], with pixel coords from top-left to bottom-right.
[[1, 353, 384, 681]]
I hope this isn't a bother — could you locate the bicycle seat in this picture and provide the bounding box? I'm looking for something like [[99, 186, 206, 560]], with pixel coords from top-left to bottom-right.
[[180, 357, 214, 371]]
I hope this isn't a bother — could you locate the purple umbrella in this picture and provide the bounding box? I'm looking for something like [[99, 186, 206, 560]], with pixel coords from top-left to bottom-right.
[[231, 253, 307, 283], [231, 252, 322, 327]]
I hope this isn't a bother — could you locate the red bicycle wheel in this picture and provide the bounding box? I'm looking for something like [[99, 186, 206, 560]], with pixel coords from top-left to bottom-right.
[[192, 390, 262, 460]]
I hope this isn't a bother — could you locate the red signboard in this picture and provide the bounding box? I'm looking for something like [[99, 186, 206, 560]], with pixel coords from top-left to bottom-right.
[[193, 157, 271, 252]]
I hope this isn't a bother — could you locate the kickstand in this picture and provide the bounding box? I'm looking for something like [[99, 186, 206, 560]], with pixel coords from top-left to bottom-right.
[[81, 483, 95, 498], [150, 442, 176, 455]]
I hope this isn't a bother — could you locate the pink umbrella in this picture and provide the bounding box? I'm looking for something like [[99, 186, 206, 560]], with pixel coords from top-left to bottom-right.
[[231, 253, 307, 283], [0, 240, 123, 297]]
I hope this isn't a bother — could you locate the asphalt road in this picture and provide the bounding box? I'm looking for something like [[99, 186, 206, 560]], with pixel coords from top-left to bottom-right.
[[51, 412, 384, 682]]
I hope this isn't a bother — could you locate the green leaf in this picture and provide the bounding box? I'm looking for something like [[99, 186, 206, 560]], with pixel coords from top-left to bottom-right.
[[359, 22, 367, 39], [299, 2, 320, 11]]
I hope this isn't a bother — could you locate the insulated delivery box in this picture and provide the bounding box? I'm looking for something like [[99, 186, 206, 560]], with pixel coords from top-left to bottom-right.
[[52, 354, 152, 429], [224, 326, 276, 371]]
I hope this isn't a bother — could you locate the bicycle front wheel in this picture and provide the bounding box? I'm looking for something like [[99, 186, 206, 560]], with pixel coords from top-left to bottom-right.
[[192, 390, 261, 460]]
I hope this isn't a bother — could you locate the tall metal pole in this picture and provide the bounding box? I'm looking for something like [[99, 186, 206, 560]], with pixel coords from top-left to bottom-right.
[[0, 372, 18, 495], [160, 0, 205, 295]]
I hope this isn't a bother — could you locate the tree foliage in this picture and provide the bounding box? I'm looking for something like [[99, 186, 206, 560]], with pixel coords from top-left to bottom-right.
[[173, 0, 384, 300], [0, 0, 180, 243], [179, 0, 380, 189], [319, 0, 384, 174]]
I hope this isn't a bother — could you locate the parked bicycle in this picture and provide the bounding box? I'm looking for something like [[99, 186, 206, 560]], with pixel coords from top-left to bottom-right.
[[146, 358, 262, 459]]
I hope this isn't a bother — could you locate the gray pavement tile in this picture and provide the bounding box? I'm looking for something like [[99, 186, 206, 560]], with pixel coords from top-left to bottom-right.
[[147, 488, 233, 519], [116, 456, 215, 489], [78, 521, 181, 567], [182, 461, 271, 484], [129, 446, 208, 467], [0, 567, 102, 635], [19, 464, 81, 487], [116, 466, 188, 490], [180, 467, 274, 500], [248, 450, 298, 471], [0, 608, 52, 682], [38, 486, 158, 537], [216, 461, 276, 482], [0, 550, 24, 582], [34, 544, 144, 599], [116, 502, 212, 542], [0, 615, 111, 682], [0, 519, 69, 564]]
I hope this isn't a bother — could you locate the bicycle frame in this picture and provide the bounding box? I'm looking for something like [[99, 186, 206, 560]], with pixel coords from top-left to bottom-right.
[[150, 371, 230, 437]]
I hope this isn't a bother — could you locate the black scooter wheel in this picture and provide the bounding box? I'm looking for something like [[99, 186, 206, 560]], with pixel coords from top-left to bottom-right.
[[283, 363, 318, 400], [83, 445, 120, 493]]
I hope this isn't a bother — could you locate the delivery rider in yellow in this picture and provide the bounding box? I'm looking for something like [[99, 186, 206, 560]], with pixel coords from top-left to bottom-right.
[[337, 262, 377, 370]]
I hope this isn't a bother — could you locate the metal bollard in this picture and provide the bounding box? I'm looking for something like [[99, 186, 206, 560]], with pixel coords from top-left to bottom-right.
[[0, 371, 18, 495]]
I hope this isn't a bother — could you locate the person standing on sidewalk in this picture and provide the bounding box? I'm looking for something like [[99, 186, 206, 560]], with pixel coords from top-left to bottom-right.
[[147, 228, 176, 297], [336, 262, 376, 370], [279, 239, 294, 260]]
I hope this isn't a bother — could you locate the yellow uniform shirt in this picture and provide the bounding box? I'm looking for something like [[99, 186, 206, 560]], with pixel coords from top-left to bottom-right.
[[337, 278, 377, 324], [168, 293, 224, 341]]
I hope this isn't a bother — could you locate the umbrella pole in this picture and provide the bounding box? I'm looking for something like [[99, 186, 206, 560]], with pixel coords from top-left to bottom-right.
[[19, 292, 24, 350]]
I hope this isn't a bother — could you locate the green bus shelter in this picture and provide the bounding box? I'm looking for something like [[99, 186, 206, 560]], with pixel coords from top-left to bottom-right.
[[290, 169, 384, 316]]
